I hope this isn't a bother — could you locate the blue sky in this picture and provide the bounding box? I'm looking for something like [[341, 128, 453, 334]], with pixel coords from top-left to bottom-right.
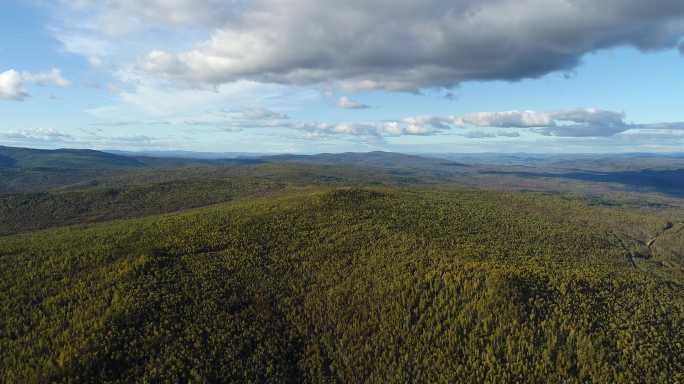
[[1, 0, 684, 153]]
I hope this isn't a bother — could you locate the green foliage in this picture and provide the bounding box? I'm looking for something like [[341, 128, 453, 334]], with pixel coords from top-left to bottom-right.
[[1, 188, 682, 383], [0, 176, 285, 235], [0, 162, 409, 233]]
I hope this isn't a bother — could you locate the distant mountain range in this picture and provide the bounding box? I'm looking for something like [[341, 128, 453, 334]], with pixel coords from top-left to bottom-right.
[[0, 146, 466, 171], [0, 146, 144, 169], [106, 150, 271, 160], [3, 145, 684, 170]]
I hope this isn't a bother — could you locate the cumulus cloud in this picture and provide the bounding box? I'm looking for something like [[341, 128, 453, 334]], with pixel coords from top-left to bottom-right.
[[0, 69, 70, 101], [450, 108, 684, 138], [679, 42, 684, 55], [0, 70, 27, 100], [451, 108, 629, 137], [285, 108, 636, 139], [457, 111, 555, 128], [129, 0, 684, 91], [59, 0, 243, 35], [295, 116, 455, 139], [337, 96, 370, 109], [534, 109, 628, 137], [45, 1, 684, 152], [401, 116, 454, 135], [304, 108, 683, 140]]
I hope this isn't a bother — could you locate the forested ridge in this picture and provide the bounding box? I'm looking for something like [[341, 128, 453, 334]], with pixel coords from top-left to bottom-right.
[[1, 186, 682, 383], [0, 176, 285, 235]]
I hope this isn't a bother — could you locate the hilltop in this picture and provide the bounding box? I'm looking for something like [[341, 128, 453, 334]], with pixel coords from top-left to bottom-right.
[[0, 146, 683, 382], [1, 187, 682, 383]]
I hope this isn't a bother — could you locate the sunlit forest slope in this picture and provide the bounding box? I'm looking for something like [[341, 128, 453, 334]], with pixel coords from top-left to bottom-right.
[[2, 186, 682, 383]]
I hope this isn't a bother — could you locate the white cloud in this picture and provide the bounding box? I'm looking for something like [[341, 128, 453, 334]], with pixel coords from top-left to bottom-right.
[[337, 96, 370, 109], [452, 108, 629, 137], [97, 73, 298, 116], [380, 122, 403, 136], [0, 70, 27, 100], [305, 123, 379, 136], [294, 116, 453, 139], [401, 116, 453, 135], [0, 127, 183, 150], [129, 0, 684, 91], [43, 1, 684, 152], [53, 31, 112, 66], [291, 108, 682, 140], [457, 111, 555, 128], [534, 109, 628, 137], [246, 108, 634, 140], [21, 69, 71, 87], [552, 109, 625, 126], [0, 69, 70, 101]]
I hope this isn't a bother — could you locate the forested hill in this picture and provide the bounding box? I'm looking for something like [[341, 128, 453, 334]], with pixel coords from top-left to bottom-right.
[[0, 146, 683, 382], [1, 186, 683, 383], [0, 146, 144, 169]]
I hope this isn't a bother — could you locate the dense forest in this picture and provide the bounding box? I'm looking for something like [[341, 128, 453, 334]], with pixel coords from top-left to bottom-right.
[[0, 148, 683, 382]]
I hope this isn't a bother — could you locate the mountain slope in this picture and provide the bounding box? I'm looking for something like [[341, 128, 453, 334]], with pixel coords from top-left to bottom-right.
[[0, 146, 144, 169], [1, 188, 682, 383]]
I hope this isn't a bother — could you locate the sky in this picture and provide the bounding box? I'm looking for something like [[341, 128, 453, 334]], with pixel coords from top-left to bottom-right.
[[1, 0, 684, 154]]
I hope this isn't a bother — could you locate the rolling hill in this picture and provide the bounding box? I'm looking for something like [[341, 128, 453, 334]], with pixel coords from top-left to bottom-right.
[[0, 146, 683, 382], [1, 186, 683, 383]]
